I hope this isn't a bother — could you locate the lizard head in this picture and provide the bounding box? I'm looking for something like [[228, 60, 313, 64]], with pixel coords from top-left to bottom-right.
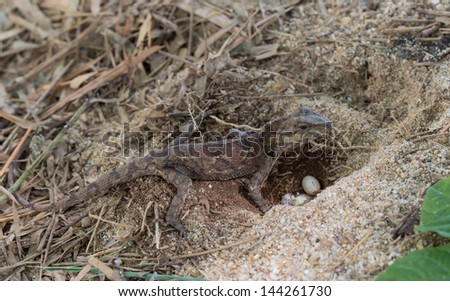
[[265, 107, 332, 152]]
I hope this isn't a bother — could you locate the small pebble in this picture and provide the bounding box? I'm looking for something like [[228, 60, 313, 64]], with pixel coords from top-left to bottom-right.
[[114, 258, 123, 266], [302, 175, 321, 196], [308, 252, 321, 263]]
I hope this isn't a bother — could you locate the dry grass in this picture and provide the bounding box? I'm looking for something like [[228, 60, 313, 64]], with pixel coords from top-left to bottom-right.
[[0, 0, 448, 280]]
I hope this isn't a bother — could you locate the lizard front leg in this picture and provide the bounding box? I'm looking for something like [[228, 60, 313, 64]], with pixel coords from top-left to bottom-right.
[[247, 156, 278, 213], [158, 167, 192, 235]]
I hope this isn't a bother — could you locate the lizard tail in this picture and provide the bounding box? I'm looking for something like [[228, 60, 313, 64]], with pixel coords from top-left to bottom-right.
[[30, 157, 158, 212]]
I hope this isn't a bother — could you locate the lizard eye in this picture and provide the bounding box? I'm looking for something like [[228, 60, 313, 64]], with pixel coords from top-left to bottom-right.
[[299, 125, 308, 130]]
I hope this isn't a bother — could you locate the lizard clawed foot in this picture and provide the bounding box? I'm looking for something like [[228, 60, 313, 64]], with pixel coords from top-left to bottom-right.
[[259, 204, 271, 213], [248, 189, 271, 213], [166, 212, 186, 236], [166, 215, 187, 253]]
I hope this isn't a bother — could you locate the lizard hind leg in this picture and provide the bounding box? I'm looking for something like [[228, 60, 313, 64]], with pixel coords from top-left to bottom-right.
[[159, 168, 193, 235]]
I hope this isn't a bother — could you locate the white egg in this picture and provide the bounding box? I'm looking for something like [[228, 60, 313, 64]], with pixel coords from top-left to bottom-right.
[[281, 193, 295, 205], [294, 194, 313, 205], [302, 175, 321, 196]]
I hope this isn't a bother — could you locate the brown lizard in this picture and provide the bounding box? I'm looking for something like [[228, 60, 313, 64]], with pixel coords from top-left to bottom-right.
[[32, 107, 331, 234]]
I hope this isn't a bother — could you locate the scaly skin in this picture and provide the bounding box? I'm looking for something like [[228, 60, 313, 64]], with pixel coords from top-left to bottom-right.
[[32, 107, 331, 234]]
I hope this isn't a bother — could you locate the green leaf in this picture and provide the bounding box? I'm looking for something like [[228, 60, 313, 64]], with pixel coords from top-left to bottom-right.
[[376, 244, 450, 280], [415, 177, 450, 237]]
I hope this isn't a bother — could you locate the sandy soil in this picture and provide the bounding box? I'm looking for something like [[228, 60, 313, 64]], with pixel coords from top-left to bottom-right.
[[0, 0, 448, 280]]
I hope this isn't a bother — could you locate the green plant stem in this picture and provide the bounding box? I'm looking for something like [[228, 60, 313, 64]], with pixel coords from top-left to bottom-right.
[[0, 100, 89, 205], [43, 266, 207, 281]]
